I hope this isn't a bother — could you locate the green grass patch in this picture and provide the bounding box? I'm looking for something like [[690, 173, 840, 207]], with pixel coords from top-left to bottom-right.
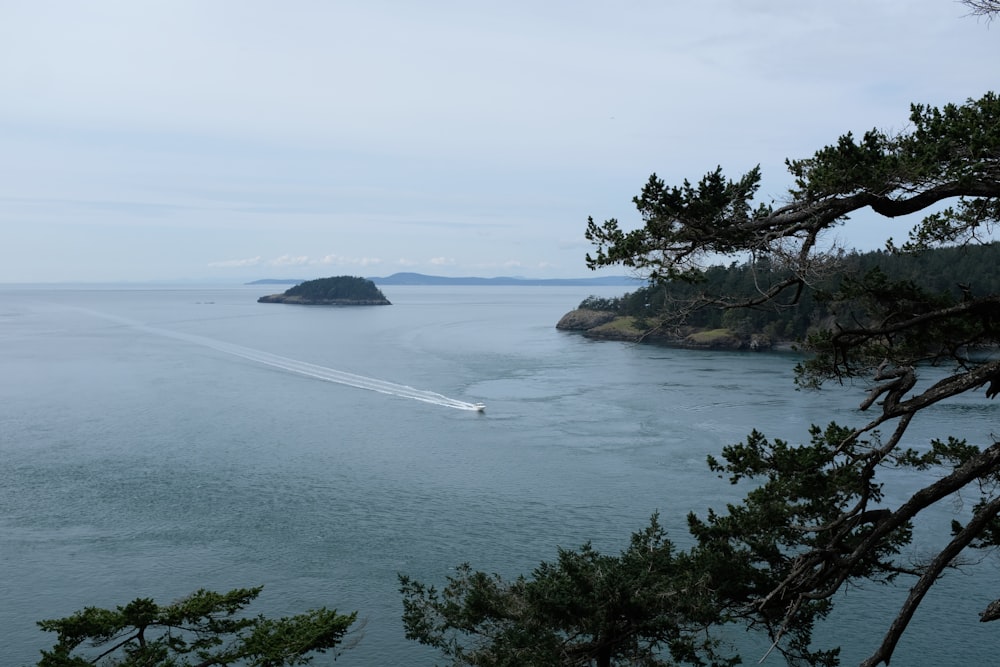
[[686, 328, 739, 344], [589, 316, 645, 338]]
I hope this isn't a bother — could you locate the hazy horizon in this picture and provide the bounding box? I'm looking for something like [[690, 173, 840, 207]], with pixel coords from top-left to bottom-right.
[[2, 2, 998, 283]]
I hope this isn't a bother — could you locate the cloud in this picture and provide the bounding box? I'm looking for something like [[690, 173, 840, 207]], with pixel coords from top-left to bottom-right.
[[2, 3, 997, 283], [316, 254, 383, 267], [208, 256, 261, 268], [267, 255, 309, 267]]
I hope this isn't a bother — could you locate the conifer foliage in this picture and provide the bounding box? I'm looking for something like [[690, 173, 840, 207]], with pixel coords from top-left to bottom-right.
[[587, 92, 1000, 666], [403, 93, 1000, 666], [35, 587, 356, 667], [400, 515, 738, 667]]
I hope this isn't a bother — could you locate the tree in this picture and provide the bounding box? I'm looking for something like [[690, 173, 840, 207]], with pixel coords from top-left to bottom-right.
[[961, 0, 1000, 20], [573, 243, 1000, 346], [258, 276, 391, 304], [284, 276, 388, 303], [399, 515, 738, 667], [35, 587, 357, 667], [586, 92, 1000, 665]]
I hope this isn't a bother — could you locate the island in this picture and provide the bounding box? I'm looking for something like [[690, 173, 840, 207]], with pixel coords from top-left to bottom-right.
[[257, 276, 391, 306]]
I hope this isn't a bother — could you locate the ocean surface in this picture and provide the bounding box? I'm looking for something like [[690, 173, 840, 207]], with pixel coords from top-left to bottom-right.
[[1, 284, 997, 665]]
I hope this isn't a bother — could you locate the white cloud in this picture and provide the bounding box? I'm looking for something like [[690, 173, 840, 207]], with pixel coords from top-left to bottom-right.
[[267, 255, 309, 267], [208, 256, 261, 268], [315, 254, 383, 267], [1, 2, 997, 282]]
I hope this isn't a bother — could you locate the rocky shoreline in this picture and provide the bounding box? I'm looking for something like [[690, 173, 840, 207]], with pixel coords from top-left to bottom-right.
[[556, 308, 780, 351]]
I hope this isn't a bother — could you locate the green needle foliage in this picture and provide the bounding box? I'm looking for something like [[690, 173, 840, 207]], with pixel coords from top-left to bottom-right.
[[400, 515, 739, 667], [586, 91, 1000, 666], [35, 587, 357, 667], [405, 91, 1000, 667]]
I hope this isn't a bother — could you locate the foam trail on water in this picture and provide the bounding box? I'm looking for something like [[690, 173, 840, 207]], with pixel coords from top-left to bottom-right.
[[78, 309, 484, 411]]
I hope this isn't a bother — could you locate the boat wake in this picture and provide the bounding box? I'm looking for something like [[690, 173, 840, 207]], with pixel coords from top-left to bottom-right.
[[79, 309, 485, 412], [205, 340, 485, 411]]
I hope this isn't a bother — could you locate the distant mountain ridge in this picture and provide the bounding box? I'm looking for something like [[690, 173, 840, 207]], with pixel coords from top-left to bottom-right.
[[247, 273, 642, 287]]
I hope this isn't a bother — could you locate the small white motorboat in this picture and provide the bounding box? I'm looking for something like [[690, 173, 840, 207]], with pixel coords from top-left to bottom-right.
[[472, 402, 486, 412]]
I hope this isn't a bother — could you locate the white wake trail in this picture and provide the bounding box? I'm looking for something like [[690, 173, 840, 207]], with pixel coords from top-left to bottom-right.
[[78, 309, 484, 411]]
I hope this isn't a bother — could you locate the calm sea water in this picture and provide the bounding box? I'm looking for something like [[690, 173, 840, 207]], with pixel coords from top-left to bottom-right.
[[1, 285, 997, 665]]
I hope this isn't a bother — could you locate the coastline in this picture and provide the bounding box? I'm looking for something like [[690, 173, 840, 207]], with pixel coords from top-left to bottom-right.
[[556, 308, 796, 352]]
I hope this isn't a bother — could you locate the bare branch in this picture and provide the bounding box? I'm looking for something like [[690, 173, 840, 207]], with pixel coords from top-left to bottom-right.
[[960, 0, 1000, 21], [860, 492, 1000, 667]]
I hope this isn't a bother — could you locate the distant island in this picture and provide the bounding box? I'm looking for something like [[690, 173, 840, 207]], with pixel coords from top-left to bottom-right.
[[257, 276, 391, 305], [247, 273, 642, 287]]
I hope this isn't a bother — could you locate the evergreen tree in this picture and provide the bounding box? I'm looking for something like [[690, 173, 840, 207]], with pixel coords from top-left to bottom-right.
[[400, 515, 737, 667], [284, 276, 387, 302], [407, 92, 1000, 667], [35, 587, 357, 667], [586, 92, 1000, 665]]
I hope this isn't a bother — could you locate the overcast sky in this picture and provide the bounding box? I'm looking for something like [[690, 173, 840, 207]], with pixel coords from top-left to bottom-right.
[[1, 1, 997, 283]]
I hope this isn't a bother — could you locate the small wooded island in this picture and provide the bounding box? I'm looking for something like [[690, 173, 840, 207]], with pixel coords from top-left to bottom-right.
[[257, 276, 391, 305]]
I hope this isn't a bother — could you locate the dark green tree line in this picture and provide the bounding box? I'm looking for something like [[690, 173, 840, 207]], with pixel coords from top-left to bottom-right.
[[578, 242, 1000, 343]]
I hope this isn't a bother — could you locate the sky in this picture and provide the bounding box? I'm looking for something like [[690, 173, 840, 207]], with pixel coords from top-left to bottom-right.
[[1, 1, 997, 283]]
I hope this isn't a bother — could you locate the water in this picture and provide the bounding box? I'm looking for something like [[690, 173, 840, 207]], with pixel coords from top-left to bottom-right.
[[1, 285, 997, 665]]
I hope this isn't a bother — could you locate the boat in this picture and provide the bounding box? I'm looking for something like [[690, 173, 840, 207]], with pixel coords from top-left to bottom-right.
[[472, 402, 486, 412]]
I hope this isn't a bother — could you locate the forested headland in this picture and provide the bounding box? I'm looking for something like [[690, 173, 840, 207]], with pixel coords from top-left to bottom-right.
[[559, 242, 1000, 349]]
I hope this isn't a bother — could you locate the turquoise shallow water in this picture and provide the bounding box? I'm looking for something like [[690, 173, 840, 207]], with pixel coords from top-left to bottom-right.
[[1, 284, 997, 665]]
